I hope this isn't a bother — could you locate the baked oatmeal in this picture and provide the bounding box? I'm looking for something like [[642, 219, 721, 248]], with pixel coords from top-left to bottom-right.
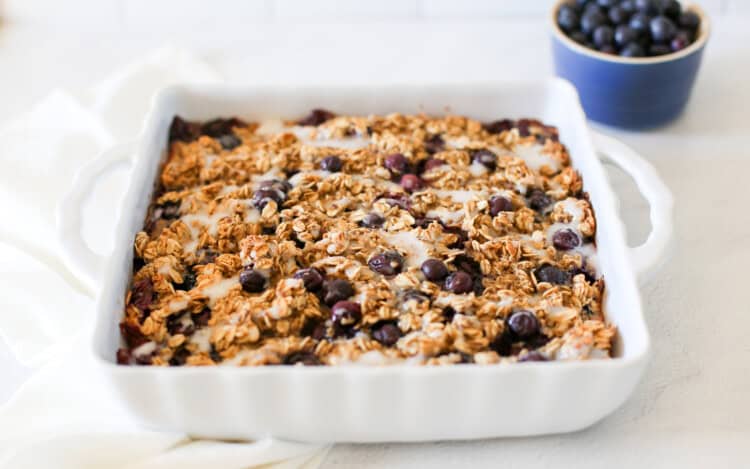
[[117, 110, 615, 366]]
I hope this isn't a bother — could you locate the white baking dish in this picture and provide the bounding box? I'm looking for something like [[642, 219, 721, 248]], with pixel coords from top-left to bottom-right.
[[57, 79, 672, 442]]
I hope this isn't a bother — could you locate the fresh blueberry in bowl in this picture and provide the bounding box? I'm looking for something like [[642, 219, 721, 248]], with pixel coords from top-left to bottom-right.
[[551, 0, 710, 128]]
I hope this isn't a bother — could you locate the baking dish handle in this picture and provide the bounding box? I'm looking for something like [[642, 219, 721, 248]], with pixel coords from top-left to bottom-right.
[[590, 130, 673, 281], [56, 142, 135, 295]]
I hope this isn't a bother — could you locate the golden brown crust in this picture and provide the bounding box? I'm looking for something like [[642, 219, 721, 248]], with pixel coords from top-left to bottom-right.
[[118, 113, 615, 367]]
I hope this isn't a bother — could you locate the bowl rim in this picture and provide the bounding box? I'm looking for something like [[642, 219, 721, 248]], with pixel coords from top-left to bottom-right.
[[550, 0, 710, 65]]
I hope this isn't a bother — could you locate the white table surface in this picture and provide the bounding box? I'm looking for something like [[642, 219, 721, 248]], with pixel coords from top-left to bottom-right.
[[1, 15, 749, 468]]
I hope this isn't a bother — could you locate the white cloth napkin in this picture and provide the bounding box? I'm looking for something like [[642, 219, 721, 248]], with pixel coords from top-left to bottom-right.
[[0, 47, 329, 468]]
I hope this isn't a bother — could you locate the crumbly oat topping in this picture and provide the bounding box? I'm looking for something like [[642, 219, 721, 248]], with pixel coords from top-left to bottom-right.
[[117, 111, 615, 367]]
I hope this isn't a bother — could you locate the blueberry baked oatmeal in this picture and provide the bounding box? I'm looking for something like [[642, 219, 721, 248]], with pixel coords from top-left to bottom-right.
[[117, 110, 615, 366]]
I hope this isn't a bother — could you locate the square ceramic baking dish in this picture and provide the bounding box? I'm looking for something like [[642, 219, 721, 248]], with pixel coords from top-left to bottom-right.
[[57, 79, 672, 442]]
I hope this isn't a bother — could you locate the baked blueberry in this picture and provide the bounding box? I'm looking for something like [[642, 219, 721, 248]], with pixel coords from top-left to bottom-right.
[[369, 252, 404, 276], [518, 351, 548, 362], [489, 195, 513, 216], [534, 264, 571, 285], [258, 179, 292, 193], [650, 16, 677, 43], [424, 134, 445, 153], [322, 279, 354, 306], [218, 134, 241, 150], [252, 187, 285, 210], [620, 42, 646, 57], [294, 267, 325, 292], [284, 351, 321, 366], [422, 158, 446, 173], [372, 322, 401, 346], [472, 149, 497, 170], [130, 278, 154, 314], [400, 174, 423, 193], [483, 119, 514, 134], [297, 109, 336, 126], [360, 212, 385, 228], [444, 271, 473, 294], [527, 189, 552, 211], [320, 155, 343, 172], [552, 228, 581, 251], [507, 310, 540, 338], [421, 258, 449, 282], [331, 301, 362, 327], [384, 153, 409, 175], [239, 267, 266, 293]]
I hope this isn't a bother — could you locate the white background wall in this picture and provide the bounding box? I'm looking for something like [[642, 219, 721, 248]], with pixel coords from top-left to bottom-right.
[[0, 0, 741, 31]]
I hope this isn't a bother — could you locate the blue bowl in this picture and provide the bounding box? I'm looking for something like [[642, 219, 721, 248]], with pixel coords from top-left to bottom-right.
[[550, 2, 710, 129]]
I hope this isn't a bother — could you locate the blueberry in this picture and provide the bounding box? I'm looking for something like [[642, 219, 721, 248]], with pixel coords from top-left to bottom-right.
[[284, 351, 321, 366], [422, 158, 446, 173], [130, 278, 154, 315], [400, 174, 423, 193], [251, 187, 284, 210], [518, 351, 548, 362], [423, 134, 445, 154], [239, 268, 266, 293], [599, 44, 618, 54], [593, 25, 615, 47], [489, 195, 513, 216], [421, 258, 449, 282], [483, 119, 514, 134], [596, 0, 618, 7], [583, 3, 605, 15], [569, 30, 589, 45], [175, 271, 196, 291], [444, 271, 473, 294], [193, 307, 211, 327], [360, 212, 385, 228], [153, 200, 181, 220], [320, 155, 343, 172], [620, 0, 636, 12], [678, 11, 700, 30], [402, 289, 430, 304], [649, 43, 672, 55], [168, 116, 200, 143], [384, 153, 409, 175], [218, 134, 241, 150], [552, 228, 581, 251], [656, 0, 680, 18], [650, 16, 677, 43], [369, 251, 404, 276], [294, 267, 324, 292], [557, 5, 580, 33], [670, 31, 691, 51], [372, 322, 401, 346], [527, 189, 552, 211], [201, 118, 245, 138], [331, 301, 362, 327], [258, 179, 292, 193], [620, 42, 646, 57], [491, 330, 513, 356], [297, 109, 336, 126], [322, 279, 354, 306], [635, 0, 657, 14], [629, 12, 651, 36], [615, 25, 639, 47], [608, 5, 631, 25], [507, 310, 540, 338], [581, 9, 607, 35], [472, 149, 497, 170], [534, 264, 571, 285]]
